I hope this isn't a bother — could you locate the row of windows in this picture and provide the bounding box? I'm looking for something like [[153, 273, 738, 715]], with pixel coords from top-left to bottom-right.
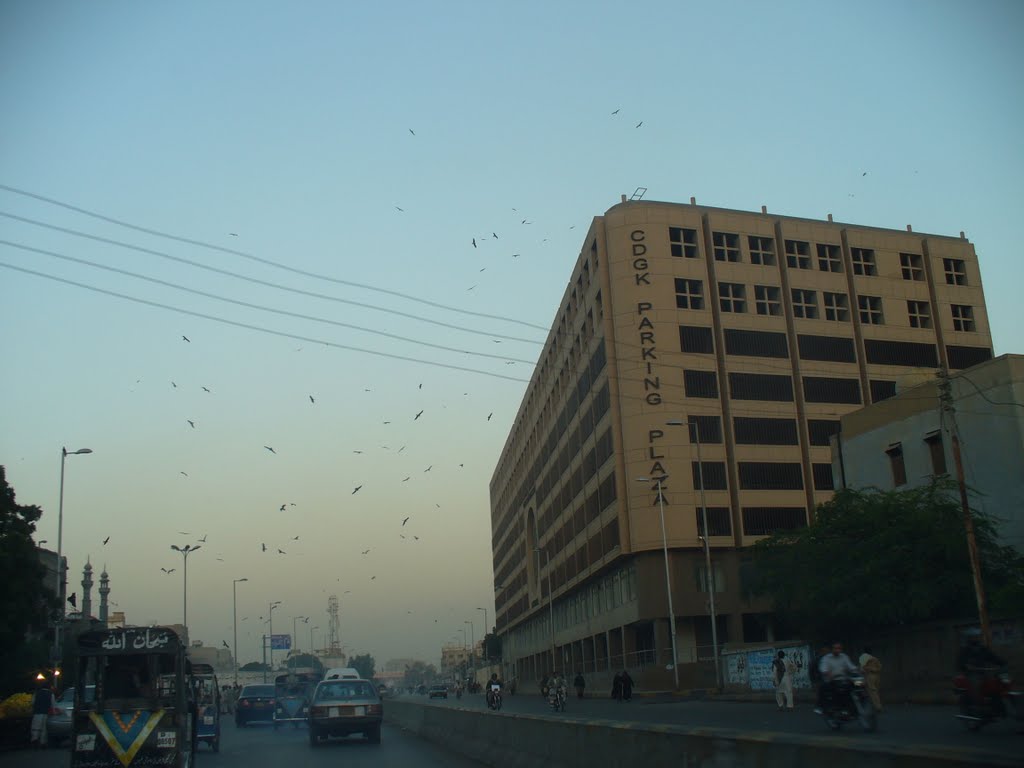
[[537, 427, 614, 538], [546, 514, 621, 599], [675, 278, 978, 330], [669, 227, 971, 288], [683, 370, 864, 404], [688, 461, 836, 491]]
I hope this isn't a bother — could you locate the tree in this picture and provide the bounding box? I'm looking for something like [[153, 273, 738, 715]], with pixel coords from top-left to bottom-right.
[[349, 653, 376, 680], [240, 661, 270, 671], [482, 632, 502, 662], [402, 660, 437, 688], [0, 466, 57, 695], [751, 479, 1023, 642]]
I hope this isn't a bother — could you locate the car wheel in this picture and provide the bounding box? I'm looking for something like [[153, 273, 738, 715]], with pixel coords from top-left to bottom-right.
[[368, 725, 381, 744]]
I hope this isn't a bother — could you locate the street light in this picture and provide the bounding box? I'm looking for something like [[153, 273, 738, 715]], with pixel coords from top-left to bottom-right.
[[666, 418, 720, 690], [267, 601, 282, 679], [55, 446, 92, 662], [232, 578, 248, 685], [310, 625, 319, 653], [293, 616, 309, 653], [170, 544, 201, 638], [476, 607, 488, 663], [634, 476, 679, 690], [534, 547, 556, 675]]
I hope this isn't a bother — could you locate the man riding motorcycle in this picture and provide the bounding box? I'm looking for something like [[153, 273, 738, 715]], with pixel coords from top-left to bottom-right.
[[548, 672, 567, 710], [956, 629, 1009, 718], [815, 642, 859, 715], [485, 673, 504, 709]]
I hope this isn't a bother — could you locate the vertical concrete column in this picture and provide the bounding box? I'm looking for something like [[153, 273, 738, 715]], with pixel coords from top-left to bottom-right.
[[653, 617, 669, 668]]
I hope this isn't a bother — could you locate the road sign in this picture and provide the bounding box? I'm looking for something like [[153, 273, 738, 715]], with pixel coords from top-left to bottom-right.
[[270, 634, 291, 650]]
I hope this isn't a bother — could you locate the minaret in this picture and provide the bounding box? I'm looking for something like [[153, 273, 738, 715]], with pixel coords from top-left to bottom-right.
[[98, 567, 110, 624], [81, 560, 94, 620]]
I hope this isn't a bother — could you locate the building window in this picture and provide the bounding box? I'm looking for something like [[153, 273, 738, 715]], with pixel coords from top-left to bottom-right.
[[807, 419, 841, 446], [742, 507, 807, 536], [687, 415, 722, 444], [729, 372, 794, 402], [724, 329, 789, 358], [797, 334, 856, 363], [870, 380, 897, 403], [748, 236, 776, 266], [858, 295, 884, 325], [946, 345, 992, 370], [754, 285, 782, 316], [669, 227, 699, 259], [692, 461, 728, 491], [925, 432, 947, 475], [679, 325, 714, 354], [785, 240, 811, 270], [713, 232, 741, 262], [951, 304, 975, 332], [803, 376, 862, 404], [683, 370, 718, 399], [944, 258, 967, 285], [822, 292, 849, 322], [812, 463, 835, 491], [696, 507, 731, 537], [816, 244, 842, 273], [886, 443, 907, 486], [851, 247, 878, 276], [864, 339, 937, 367], [907, 300, 932, 328], [733, 417, 799, 445], [738, 462, 804, 490], [791, 288, 819, 319], [900, 253, 924, 281], [718, 282, 747, 313], [674, 278, 704, 310]]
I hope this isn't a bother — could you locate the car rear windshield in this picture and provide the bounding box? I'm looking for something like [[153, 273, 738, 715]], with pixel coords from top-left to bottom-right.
[[315, 682, 376, 700], [241, 685, 274, 697]]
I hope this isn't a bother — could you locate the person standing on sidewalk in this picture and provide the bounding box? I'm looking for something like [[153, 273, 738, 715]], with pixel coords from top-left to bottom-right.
[[773, 651, 794, 711], [858, 646, 882, 712], [573, 672, 586, 699], [30, 680, 54, 749]]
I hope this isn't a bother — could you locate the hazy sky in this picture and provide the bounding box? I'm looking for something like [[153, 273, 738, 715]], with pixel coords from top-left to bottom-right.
[[1, 1, 1022, 666]]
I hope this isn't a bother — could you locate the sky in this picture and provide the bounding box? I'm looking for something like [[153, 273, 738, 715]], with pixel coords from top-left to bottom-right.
[[1, 0, 1022, 667]]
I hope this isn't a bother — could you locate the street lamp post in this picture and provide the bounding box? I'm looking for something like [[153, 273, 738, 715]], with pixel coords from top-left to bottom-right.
[[666, 418, 720, 689], [55, 446, 92, 662], [310, 625, 318, 653], [232, 578, 248, 685], [170, 544, 201, 639], [534, 547, 556, 675], [464, 620, 475, 671], [293, 616, 309, 653], [635, 476, 679, 690], [268, 601, 281, 677]]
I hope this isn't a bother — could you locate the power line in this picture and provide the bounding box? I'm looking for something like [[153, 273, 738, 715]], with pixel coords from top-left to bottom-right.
[[0, 239, 537, 366], [0, 183, 550, 332], [0, 210, 542, 345], [0, 261, 531, 384]]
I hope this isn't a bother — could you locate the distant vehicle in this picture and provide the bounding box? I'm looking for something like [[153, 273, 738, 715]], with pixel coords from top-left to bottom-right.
[[377, 683, 388, 697], [47, 685, 95, 746], [274, 670, 320, 729], [235, 683, 276, 727], [308, 678, 382, 745], [323, 667, 361, 681], [428, 684, 448, 699], [191, 662, 221, 751]]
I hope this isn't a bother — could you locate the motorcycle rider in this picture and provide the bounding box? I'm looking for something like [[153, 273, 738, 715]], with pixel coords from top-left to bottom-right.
[[957, 629, 1007, 714], [486, 673, 503, 708], [548, 671, 567, 708], [815, 641, 859, 715]]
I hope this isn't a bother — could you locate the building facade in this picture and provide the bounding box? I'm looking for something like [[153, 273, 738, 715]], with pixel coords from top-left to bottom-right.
[[833, 354, 1022, 551], [490, 197, 994, 688]]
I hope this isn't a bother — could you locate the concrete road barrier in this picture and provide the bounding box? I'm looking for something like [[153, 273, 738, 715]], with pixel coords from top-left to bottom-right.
[[384, 699, 1017, 768]]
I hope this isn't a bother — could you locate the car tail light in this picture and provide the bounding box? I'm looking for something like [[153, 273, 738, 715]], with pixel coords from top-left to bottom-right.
[[367, 704, 382, 715], [239, 699, 251, 708], [310, 706, 327, 717]]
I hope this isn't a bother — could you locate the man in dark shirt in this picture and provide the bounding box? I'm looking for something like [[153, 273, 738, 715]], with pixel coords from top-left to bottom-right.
[[30, 682, 54, 748]]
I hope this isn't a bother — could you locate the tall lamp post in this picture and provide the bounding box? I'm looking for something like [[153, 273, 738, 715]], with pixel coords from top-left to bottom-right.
[[534, 547, 556, 674], [310, 625, 319, 654], [476, 607, 488, 664], [232, 578, 248, 685], [293, 616, 309, 653], [55, 446, 93, 662], [666, 418, 719, 689], [170, 544, 201, 639], [635, 476, 679, 690], [267, 601, 282, 677]]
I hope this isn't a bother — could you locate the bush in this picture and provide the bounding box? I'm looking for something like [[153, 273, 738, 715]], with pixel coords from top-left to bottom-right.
[[0, 693, 33, 719]]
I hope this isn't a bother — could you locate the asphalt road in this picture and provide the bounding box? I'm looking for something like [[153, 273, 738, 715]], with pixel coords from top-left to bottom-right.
[[0, 718, 485, 768], [413, 690, 1022, 760]]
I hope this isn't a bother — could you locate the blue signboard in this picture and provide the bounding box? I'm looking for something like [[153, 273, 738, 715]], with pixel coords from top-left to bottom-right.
[[270, 634, 291, 650]]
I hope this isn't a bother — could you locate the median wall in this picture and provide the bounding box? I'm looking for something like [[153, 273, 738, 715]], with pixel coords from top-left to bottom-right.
[[384, 698, 1016, 768]]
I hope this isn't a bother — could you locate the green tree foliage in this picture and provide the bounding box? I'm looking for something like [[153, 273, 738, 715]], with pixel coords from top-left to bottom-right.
[[285, 653, 323, 673], [402, 660, 437, 687], [752, 479, 1023, 642], [482, 632, 502, 661], [349, 653, 376, 680], [0, 466, 57, 695]]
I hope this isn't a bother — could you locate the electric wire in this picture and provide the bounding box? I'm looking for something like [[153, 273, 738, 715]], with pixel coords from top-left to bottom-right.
[[0, 184, 550, 331], [0, 261, 531, 384], [0, 240, 536, 366], [0, 210, 543, 345]]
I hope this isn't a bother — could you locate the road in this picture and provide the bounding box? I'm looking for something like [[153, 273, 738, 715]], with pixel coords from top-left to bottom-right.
[[0, 718, 485, 768], [413, 690, 1022, 760]]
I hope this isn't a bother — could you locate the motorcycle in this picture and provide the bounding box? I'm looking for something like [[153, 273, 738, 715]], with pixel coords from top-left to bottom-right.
[[953, 667, 1022, 731], [487, 685, 502, 711], [819, 674, 876, 732], [548, 685, 567, 712]]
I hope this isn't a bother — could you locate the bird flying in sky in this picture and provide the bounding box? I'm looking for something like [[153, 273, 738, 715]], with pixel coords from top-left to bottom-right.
[[103, 536, 110, 545], [414, 410, 423, 420], [182, 335, 190, 342], [353, 485, 363, 494], [402, 517, 409, 526], [264, 446, 276, 454]]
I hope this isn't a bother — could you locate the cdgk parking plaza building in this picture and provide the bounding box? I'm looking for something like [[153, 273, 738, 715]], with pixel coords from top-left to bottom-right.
[[489, 196, 994, 690]]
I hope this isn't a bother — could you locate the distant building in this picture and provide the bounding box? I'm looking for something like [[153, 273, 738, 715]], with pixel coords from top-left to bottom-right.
[[440, 643, 481, 679], [188, 641, 234, 672], [833, 354, 1024, 552], [490, 196, 995, 688]]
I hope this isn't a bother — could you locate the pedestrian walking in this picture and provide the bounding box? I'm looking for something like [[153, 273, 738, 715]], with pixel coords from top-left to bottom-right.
[[611, 671, 623, 702], [573, 671, 586, 699], [620, 669, 634, 701], [773, 651, 794, 711], [858, 646, 883, 712], [30, 680, 54, 749]]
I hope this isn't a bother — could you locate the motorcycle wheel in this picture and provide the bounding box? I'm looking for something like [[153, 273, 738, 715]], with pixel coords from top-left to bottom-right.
[[856, 698, 877, 733]]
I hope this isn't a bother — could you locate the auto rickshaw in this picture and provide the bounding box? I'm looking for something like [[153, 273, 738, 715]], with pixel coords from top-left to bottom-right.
[[190, 663, 221, 751], [273, 669, 319, 729], [72, 626, 196, 767]]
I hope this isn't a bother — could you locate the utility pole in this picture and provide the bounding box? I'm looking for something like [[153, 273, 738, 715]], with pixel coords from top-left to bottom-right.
[[938, 368, 991, 646]]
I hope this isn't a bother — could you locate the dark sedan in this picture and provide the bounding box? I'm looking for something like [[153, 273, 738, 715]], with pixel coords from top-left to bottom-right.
[[308, 678, 382, 745], [235, 683, 276, 726]]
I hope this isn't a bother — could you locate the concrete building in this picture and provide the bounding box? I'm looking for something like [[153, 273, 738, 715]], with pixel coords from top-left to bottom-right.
[[833, 354, 1023, 551], [490, 196, 994, 689], [440, 643, 481, 680]]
